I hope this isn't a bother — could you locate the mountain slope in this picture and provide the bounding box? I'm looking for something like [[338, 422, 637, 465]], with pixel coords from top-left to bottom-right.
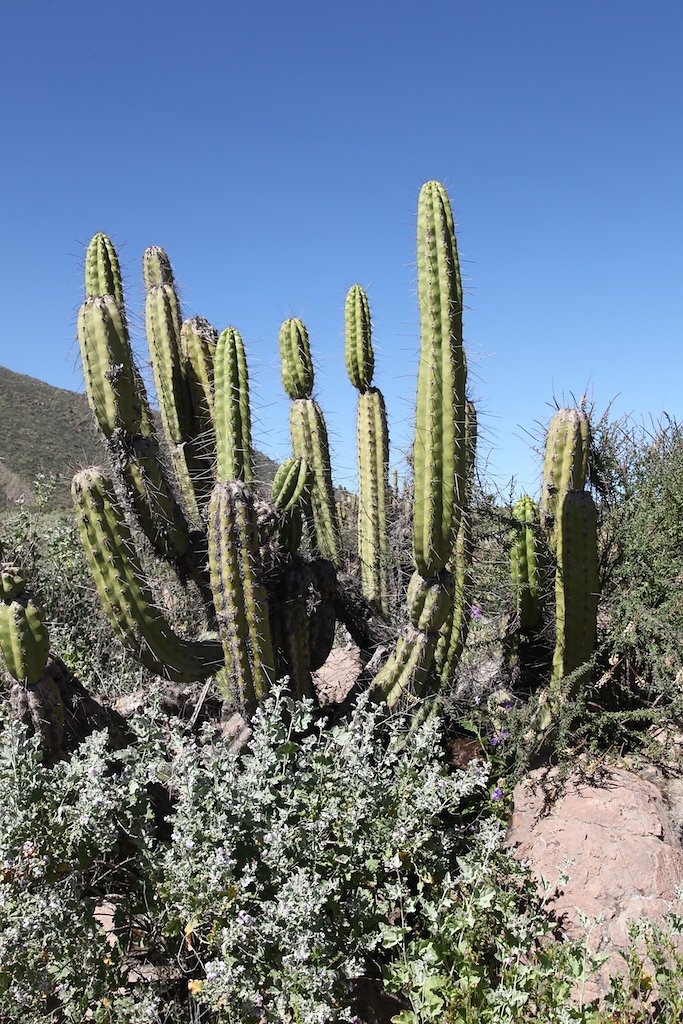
[[0, 366, 279, 508]]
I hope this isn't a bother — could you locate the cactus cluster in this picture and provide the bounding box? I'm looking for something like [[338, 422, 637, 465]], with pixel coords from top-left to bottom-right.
[[65, 181, 483, 718], [0, 180, 604, 745]]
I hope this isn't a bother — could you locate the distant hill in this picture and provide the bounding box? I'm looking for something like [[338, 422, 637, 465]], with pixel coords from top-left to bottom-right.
[[0, 366, 279, 508]]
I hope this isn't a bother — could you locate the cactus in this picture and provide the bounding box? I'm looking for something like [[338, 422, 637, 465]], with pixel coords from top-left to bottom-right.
[[0, 598, 49, 686], [345, 285, 390, 616], [214, 326, 253, 485], [77, 235, 198, 582], [413, 180, 466, 578], [510, 495, 542, 633], [73, 469, 223, 683], [540, 408, 591, 551], [374, 182, 466, 707], [551, 489, 599, 685], [280, 319, 340, 564], [208, 480, 275, 715], [71, 181, 482, 721], [271, 457, 311, 552], [144, 246, 203, 523]]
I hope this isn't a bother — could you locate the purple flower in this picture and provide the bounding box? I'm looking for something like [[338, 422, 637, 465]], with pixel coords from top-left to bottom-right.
[[491, 787, 504, 802], [490, 734, 501, 747], [470, 604, 483, 620]]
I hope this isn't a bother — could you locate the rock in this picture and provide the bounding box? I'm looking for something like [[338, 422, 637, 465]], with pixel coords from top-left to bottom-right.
[[313, 644, 362, 705], [507, 760, 683, 1001]]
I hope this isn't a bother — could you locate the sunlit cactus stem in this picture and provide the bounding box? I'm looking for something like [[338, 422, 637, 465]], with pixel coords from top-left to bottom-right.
[[280, 318, 340, 564], [540, 407, 591, 551], [208, 480, 276, 716], [271, 457, 311, 552], [375, 181, 467, 706], [78, 233, 199, 585], [345, 285, 390, 616], [413, 180, 466, 578], [214, 326, 253, 485], [0, 598, 49, 686], [143, 245, 202, 523], [551, 489, 599, 687]]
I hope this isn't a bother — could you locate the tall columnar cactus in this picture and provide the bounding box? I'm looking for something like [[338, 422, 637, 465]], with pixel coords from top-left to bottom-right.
[[214, 326, 253, 485], [77, 234, 197, 580], [345, 285, 390, 616], [434, 399, 477, 685], [540, 408, 591, 551], [551, 489, 599, 685], [374, 181, 466, 707], [143, 246, 203, 524], [280, 318, 340, 565], [73, 469, 223, 683], [208, 480, 276, 715], [412, 180, 466, 578], [510, 495, 542, 633]]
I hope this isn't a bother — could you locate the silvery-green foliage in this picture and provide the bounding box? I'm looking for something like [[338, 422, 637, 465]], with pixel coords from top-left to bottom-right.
[[160, 691, 489, 1022], [0, 690, 488, 1023]]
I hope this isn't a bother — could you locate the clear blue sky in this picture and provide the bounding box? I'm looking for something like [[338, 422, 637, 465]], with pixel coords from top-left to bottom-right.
[[1, 0, 681, 495]]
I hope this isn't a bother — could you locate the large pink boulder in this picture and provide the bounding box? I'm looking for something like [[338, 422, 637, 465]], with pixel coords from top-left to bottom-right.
[[507, 762, 683, 999]]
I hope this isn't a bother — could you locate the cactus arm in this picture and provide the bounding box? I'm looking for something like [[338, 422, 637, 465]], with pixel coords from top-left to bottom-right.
[[357, 387, 390, 615], [290, 399, 340, 565], [208, 481, 275, 715], [143, 246, 201, 522], [540, 408, 591, 550], [344, 284, 374, 390], [413, 181, 466, 577], [0, 600, 49, 686], [510, 495, 542, 633], [279, 318, 314, 399], [85, 232, 124, 306], [72, 469, 223, 683], [79, 234, 199, 579], [551, 489, 599, 685], [214, 326, 253, 485]]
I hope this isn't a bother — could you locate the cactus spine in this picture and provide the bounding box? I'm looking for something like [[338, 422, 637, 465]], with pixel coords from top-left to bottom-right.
[[345, 285, 390, 616], [551, 489, 599, 685], [510, 495, 542, 633], [540, 408, 591, 551], [374, 181, 466, 707], [280, 318, 340, 564]]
